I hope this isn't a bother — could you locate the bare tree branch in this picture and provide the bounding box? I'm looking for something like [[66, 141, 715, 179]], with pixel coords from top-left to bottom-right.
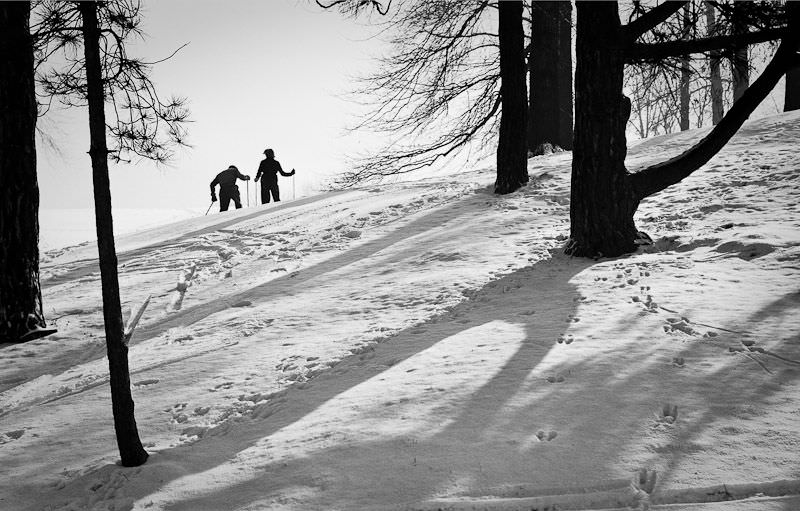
[[630, 23, 799, 199], [625, 0, 688, 41], [627, 26, 786, 62]]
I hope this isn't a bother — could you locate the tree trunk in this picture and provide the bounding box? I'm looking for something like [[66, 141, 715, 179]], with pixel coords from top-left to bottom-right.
[[785, 64, 800, 111], [568, 1, 797, 259], [705, 2, 724, 124], [528, 0, 573, 152], [679, 4, 691, 131], [0, 3, 47, 342], [78, 1, 148, 468], [567, 2, 640, 258], [731, 5, 749, 102], [495, 0, 528, 195]]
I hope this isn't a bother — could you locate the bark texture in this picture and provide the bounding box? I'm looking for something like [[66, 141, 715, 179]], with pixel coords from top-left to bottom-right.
[[567, 2, 640, 258], [495, 0, 528, 194], [529, 1, 573, 151], [0, 3, 45, 342], [79, 0, 148, 467]]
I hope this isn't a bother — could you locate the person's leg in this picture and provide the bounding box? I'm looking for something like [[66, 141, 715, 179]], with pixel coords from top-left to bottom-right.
[[272, 183, 280, 202], [233, 187, 242, 209], [260, 183, 269, 204], [219, 188, 231, 212]]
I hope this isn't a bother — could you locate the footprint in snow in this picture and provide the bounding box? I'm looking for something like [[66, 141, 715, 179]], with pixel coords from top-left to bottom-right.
[[133, 378, 159, 387], [165, 402, 188, 412], [556, 335, 574, 344], [655, 403, 679, 424], [663, 318, 698, 336], [536, 430, 558, 441], [0, 429, 26, 444]]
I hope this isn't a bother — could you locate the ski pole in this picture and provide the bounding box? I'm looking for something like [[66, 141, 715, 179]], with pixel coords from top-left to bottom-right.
[[293, 174, 296, 200], [205, 201, 214, 215], [246, 180, 250, 207]]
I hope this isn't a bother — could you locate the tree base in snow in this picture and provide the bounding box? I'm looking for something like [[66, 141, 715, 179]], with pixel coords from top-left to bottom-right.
[[529, 142, 564, 157], [565, 231, 653, 259]]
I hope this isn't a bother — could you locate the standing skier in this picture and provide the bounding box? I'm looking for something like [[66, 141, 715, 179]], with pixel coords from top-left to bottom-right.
[[210, 165, 250, 212], [255, 148, 295, 204]]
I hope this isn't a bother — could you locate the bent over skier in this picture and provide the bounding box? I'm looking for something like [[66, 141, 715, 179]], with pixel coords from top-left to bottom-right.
[[210, 165, 250, 212]]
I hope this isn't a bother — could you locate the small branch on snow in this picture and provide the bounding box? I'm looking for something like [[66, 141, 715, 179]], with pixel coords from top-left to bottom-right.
[[123, 294, 151, 345]]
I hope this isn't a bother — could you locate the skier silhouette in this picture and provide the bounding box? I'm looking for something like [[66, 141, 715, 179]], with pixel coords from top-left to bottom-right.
[[255, 149, 295, 204], [210, 165, 250, 212]]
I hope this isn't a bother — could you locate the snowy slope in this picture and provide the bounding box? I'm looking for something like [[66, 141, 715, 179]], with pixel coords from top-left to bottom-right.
[[1, 112, 799, 511]]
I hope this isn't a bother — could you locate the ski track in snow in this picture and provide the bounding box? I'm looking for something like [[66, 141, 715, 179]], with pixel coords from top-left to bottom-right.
[[1, 112, 799, 511]]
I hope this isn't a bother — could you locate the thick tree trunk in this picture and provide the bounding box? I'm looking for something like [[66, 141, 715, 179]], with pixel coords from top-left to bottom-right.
[[495, 0, 528, 195], [785, 64, 800, 112], [567, 2, 640, 258], [705, 2, 724, 124], [528, 0, 573, 152], [79, 1, 148, 468], [0, 3, 47, 342], [568, 2, 796, 259]]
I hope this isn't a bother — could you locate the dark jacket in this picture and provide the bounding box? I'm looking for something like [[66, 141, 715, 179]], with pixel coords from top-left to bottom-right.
[[256, 158, 294, 183], [210, 167, 249, 194]]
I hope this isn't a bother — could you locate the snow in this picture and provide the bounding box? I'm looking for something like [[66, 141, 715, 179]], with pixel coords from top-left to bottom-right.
[[39, 208, 204, 252], [2, 112, 799, 511]]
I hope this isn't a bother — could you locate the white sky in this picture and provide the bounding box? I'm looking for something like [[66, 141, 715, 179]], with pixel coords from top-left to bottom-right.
[[36, 0, 386, 210]]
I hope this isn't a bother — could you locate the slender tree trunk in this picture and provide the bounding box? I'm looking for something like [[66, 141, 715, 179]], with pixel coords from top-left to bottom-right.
[[0, 3, 47, 342], [567, 2, 639, 258], [495, 0, 528, 194], [785, 64, 800, 111], [705, 2, 724, 123], [78, 1, 148, 467], [731, 5, 749, 102], [679, 4, 691, 131], [528, 0, 573, 152]]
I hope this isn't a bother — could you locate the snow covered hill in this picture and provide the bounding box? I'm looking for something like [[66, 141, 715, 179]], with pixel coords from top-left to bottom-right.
[[1, 112, 799, 510]]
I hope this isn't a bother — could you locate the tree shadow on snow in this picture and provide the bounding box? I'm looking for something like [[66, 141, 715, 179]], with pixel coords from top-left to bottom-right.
[[32, 250, 590, 510], [150, 265, 800, 511], [127, 253, 593, 510]]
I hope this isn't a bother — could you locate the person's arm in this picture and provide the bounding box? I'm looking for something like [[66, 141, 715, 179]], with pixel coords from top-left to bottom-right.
[[278, 162, 295, 177], [210, 176, 219, 201], [236, 168, 251, 181], [255, 161, 263, 182]]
